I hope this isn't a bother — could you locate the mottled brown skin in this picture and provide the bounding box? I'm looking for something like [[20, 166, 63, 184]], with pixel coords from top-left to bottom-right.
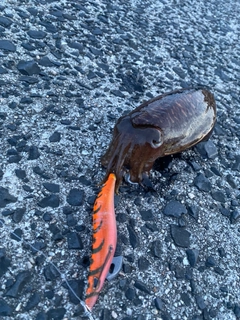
[[102, 88, 217, 192]]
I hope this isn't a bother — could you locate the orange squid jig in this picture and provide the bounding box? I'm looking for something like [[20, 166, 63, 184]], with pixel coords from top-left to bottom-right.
[[85, 173, 117, 311]]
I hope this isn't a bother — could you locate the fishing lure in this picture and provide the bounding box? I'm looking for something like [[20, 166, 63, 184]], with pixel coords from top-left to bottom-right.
[[101, 88, 217, 192], [85, 173, 117, 311]]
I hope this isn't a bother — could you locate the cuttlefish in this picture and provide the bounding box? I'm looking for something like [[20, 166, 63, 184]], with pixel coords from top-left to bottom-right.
[[101, 87, 216, 192]]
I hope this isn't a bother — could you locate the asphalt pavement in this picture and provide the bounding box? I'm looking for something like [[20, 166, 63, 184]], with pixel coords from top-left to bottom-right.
[[0, 0, 240, 319]]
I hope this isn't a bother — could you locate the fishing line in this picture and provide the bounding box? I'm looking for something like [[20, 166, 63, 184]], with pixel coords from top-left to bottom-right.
[[0, 218, 95, 320]]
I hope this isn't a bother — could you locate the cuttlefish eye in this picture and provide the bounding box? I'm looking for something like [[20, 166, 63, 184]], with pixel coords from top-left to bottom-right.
[[147, 128, 162, 149]]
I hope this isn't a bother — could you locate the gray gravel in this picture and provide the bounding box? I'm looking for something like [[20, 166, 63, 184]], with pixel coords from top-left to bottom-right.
[[0, 0, 240, 320]]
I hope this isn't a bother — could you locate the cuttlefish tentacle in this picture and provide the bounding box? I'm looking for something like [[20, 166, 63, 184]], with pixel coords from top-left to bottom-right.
[[102, 132, 134, 190]]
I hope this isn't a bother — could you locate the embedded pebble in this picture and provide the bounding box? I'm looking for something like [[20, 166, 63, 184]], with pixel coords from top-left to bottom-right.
[[139, 209, 154, 221], [230, 210, 240, 224], [232, 155, 240, 171], [38, 194, 60, 208], [43, 264, 60, 281], [12, 207, 26, 223], [38, 56, 55, 67], [175, 265, 185, 279], [28, 146, 40, 160], [0, 66, 7, 74], [181, 292, 191, 306], [170, 225, 191, 248], [5, 271, 31, 298], [150, 240, 162, 258], [203, 140, 218, 159], [214, 266, 224, 275], [0, 298, 13, 316], [163, 200, 187, 218], [25, 292, 41, 311], [100, 308, 112, 320], [154, 297, 164, 311], [127, 223, 140, 249], [30, 241, 46, 254], [218, 247, 226, 258], [17, 60, 41, 76], [42, 183, 60, 193], [0, 39, 16, 52], [0, 187, 17, 208], [195, 295, 206, 310], [49, 131, 61, 142], [205, 256, 216, 267], [15, 169, 27, 180], [186, 249, 199, 267], [33, 166, 51, 179], [27, 30, 47, 39], [66, 189, 84, 206], [62, 279, 84, 304], [145, 222, 158, 232], [125, 287, 136, 300], [10, 228, 23, 242], [138, 257, 150, 271], [0, 248, 11, 277], [211, 190, 226, 203], [193, 173, 211, 192], [187, 205, 199, 220], [0, 16, 13, 28], [134, 280, 151, 294], [123, 263, 132, 274], [47, 308, 66, 320], [67, 232, 83, 250], [234, 305, 240, 318]]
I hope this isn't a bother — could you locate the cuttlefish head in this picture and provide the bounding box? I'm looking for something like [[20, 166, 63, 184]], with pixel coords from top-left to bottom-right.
[[101, 115, 164, 192]]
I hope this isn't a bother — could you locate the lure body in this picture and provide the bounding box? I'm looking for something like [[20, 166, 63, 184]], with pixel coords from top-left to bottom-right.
[[85, 173, 117, 311], [101, 88, 217, 192]]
